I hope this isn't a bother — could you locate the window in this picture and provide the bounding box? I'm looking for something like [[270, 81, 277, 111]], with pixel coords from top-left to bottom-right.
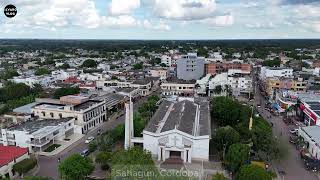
[[50, 112, 54, 118], [41, 112, 46, 117], [59, 113, 62, 119]]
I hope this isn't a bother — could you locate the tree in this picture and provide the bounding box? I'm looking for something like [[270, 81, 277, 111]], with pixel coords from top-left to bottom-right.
[[95, 151, 112, 170], [111, 147, 159, 179], [251, 117, 273, 155], [213, 126, 240, 159], [0, 69, 19, 80], [213, 85, 222, 94], [60, 63, 70, 69], [35, 68, 51, 76], [236, 164, 271, 180], [13, 158, 37, 175], [212, 173, 227, 180], [212, 97, 241, 126], [262, 58, 280, 67], [53, 87, 80, 99], [225, 143, 249, 173], [81, 59, 97, 68], [58, 154, 94, 180], [132, 62, 143, 70], [0, 83, 31, 102]]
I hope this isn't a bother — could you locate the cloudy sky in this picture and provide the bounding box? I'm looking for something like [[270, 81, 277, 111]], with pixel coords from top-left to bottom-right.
[[0, 0, 320, 39]]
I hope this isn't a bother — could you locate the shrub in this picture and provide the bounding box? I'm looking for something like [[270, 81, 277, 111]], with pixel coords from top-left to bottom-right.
[[13, 158, 37, 174]]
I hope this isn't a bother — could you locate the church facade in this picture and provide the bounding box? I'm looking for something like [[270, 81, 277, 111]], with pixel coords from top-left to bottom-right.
[[142, 98, 211, 163]]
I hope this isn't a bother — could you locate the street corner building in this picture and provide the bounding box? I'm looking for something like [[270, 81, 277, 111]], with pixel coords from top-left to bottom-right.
[[143, 97, 211, 163]]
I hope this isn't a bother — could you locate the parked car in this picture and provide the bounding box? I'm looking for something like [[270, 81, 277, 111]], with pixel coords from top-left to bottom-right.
[[80, 149, 89, 157], [257, 104, 261, 108], [305, 159, 320, 171], [289, 129, 298, 135], [85, 136, 95, 144]]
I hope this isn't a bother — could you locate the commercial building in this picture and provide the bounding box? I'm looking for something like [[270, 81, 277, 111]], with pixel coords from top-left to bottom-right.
[[177, 53, 205, 80], [160, 80, 195, 97], [298, 126, 320, 159], [260, 67, 293, 81], [32, 98, 106, 134], [205, 61, 251, 75], [265, 77, 307, 97], [0, 117, 74, 152]]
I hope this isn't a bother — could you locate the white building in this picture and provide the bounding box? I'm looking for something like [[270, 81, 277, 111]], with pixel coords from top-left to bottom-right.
[[260, 67, 293, 81], [143, 98, 211, 163], [0, 118, 74, 152], [160, 81, 195, 97], [10, 76, 55, 88], [208, 73, 229, 96], [32, 99, 106, 134], [51, 69, 78, 81], [148, 68, 169, 80], [161, 55, 172, 67], [298, 126, 320, 159], [228, 75, 252, 96]]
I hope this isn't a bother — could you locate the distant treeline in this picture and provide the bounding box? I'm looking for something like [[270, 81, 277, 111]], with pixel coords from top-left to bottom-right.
[[0, 39, 320, 53]]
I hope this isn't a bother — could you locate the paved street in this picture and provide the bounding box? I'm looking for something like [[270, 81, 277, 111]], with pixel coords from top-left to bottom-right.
[[252, 72, 318, 180], [36, 95, 153, 179]]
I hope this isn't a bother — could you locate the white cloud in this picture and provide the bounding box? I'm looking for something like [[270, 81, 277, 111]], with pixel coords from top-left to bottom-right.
[[154, 0, 217, 20], [245, 22, 276, 29], [201, 14, 234, 27], [110, 0, 140, 15], [143, 20, 171, 31], [102, 15, 139, 28]]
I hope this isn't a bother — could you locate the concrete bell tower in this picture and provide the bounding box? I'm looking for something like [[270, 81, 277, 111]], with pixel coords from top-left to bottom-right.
[[124, 95, 134, 150]]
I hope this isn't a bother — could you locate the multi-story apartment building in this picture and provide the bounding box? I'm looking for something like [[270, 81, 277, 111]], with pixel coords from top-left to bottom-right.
[[161, 55, 172, 67], [177, 53, 205, 80], [32, 99, 106, 134], [228, 75, 253, 96]]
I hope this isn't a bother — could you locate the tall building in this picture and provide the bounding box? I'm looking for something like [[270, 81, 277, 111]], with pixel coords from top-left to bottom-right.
[[177, 53, 205, 80]]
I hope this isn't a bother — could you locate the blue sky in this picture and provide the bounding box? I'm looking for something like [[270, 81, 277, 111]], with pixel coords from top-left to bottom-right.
[[0, 0, 320, 39]]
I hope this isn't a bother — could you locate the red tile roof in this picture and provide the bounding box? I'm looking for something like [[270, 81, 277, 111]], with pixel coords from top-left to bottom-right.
[[0, 145, 28, 167]]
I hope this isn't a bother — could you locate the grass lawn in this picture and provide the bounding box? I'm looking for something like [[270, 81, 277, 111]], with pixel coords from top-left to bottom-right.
[[44, 144, 61, 152]]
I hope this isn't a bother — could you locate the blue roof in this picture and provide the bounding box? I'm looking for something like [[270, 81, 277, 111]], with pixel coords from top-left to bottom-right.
[[13, 102, 39, 114]]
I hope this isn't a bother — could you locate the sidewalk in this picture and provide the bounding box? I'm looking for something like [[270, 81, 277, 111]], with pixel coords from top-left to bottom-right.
[[37, 133, 84, 156]]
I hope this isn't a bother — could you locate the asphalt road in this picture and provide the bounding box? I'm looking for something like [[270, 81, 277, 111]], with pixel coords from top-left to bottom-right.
[[252, 72, 318, 180], [36, 95, 152, 179]]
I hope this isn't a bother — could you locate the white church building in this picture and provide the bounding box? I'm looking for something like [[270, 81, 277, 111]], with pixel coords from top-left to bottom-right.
[[124, 97, 211, 163]]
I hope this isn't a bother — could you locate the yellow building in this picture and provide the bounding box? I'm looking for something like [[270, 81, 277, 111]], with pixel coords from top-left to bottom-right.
[[265, 77, 307, 96]]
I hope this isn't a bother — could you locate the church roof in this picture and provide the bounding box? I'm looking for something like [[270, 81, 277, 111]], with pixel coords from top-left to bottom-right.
[[145, 98, 210, 136]]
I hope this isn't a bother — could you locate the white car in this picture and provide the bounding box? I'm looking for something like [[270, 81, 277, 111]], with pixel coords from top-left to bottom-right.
[[289, 129, 298, 134], [85, 136, 94, 144]]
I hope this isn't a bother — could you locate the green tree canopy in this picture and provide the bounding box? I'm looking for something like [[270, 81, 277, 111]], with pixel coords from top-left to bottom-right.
[[212, 173, 227, 180], [213, 85, 223, 94], [236, 164, 272, 180], [262, 58, 281, 67], [111, 147, 159, 179], [225, 143, 250, 173], [132, 62, 143, 70], [81, 59, 97, 68], [212, 97, 241, 126], [0, 69, 19, 80], [58, 154, 94, 180], [35, 68, 51, 76], [53, 87, 80, 99], [213, 126, 240, 158], [0, 83, 31, 102]]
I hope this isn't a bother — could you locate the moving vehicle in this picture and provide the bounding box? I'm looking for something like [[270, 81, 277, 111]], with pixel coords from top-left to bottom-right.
[[85, 136, 95, 144], [80, 149, 89, 157]]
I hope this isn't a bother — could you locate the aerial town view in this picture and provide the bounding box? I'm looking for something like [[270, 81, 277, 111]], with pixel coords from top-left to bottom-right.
[[0, 0, 320, 180]]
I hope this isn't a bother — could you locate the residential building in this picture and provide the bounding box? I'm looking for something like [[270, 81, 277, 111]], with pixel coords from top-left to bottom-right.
[[228, 75, 253, 97], [161, 55, 172, 67], [205, 62, 251, 75], [177, 53, 205, 80], [148, 68, 169, 80]]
